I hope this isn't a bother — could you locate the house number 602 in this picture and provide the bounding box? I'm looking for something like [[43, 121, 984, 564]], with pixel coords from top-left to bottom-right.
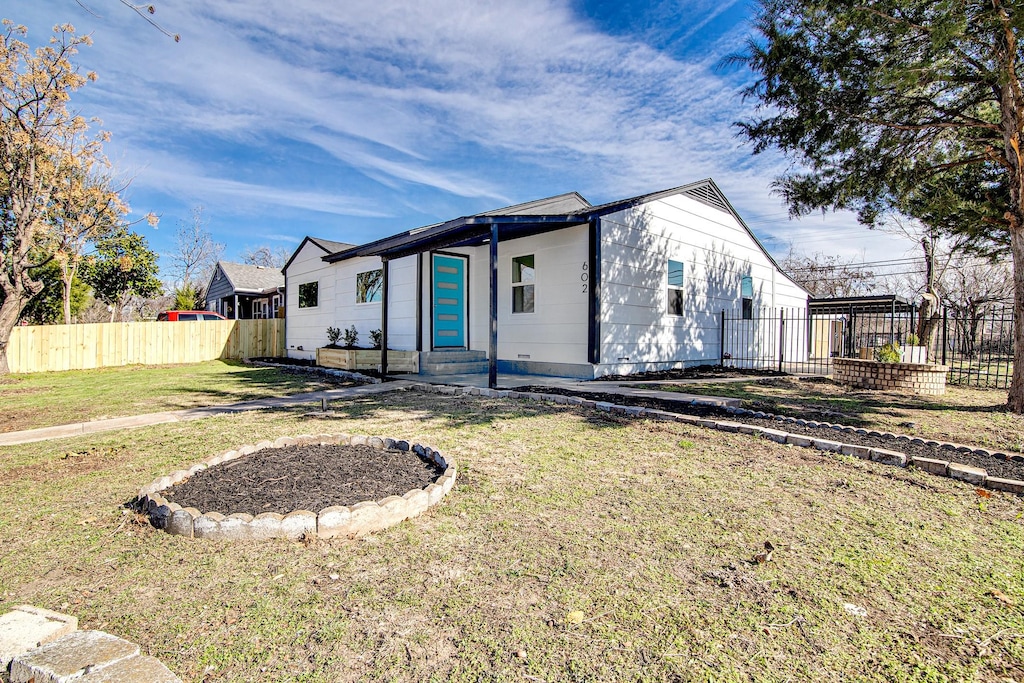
[[581, 262, 588, 293]]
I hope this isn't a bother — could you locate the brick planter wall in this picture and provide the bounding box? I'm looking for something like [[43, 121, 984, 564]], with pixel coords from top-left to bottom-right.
[[833, 357, 948, 396]]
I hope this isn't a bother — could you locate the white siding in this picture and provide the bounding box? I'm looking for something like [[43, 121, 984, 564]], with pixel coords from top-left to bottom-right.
[[284, 242, 337, 360], [334, 255, 418, 350], [419, 225, 590, 365], [287, 247, 418, 358], [598, 193, 807, 375]]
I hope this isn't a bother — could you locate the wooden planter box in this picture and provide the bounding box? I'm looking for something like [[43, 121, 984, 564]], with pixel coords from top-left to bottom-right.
[[316, 347, 419, 373]]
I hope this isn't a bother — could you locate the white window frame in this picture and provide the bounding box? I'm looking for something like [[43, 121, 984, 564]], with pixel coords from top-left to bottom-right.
[[298, 281, 319, 309], [511, 253, 536, 315], [667, 259, 684, 316], [356, 269, 383, 305]]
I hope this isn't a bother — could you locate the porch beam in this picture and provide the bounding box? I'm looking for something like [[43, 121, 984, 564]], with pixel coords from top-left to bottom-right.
[[381, 258, 389, 378], [587, 218, 601, 365], [489, 223, 499, 389]]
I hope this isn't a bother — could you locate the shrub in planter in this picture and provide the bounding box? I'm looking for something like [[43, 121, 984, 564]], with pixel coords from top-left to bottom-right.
[[874, 342, 901, 363], [326, 326, 342, 347], [370, 328, 383, 350], [342, 325, 359, 348]]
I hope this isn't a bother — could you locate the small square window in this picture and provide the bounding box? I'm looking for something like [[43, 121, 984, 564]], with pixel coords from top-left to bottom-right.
[[512, 255, 535, 313], [667, 260, 684, 316], [299, 281, 318, 308], [357, 269, 383, 303]]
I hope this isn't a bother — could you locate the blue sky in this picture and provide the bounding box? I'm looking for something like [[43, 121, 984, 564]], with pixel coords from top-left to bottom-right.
[[9, 0, 916, 280]]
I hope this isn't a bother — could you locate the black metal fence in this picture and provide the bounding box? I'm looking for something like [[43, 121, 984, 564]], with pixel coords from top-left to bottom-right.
[[941, 306, 1015, 389], [721, 305, 1015, 389]]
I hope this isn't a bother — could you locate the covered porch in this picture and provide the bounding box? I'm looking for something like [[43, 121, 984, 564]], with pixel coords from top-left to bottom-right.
[[325, 212, 597, 389]]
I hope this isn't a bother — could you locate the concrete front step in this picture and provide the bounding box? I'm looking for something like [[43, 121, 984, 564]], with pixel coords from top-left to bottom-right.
[[420, 361, 489, 375], [419, 350, 488, 376]]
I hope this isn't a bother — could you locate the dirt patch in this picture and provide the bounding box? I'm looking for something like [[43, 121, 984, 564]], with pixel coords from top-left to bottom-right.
[[599, 364, 785, 381], [163, 444, 443, 515]]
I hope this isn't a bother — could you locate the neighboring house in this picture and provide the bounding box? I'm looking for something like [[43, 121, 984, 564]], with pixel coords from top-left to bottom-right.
[[283, 179, 809, 384], [205, 261, 288, 320]]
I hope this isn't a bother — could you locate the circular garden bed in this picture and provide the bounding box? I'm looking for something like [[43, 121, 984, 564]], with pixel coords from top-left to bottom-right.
[[138, 434, 456, 541]]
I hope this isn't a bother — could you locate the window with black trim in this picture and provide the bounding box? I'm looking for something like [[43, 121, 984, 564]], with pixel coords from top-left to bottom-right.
[[512, 255, 535, 313], [667, 259, 684, 315], [298, 281, 318, 308], [741, 275, 754, 319], [356, 269, 383, 303]]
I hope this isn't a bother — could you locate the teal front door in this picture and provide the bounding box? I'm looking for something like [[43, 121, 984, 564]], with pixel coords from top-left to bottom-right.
[[432, 254, 467, 348]]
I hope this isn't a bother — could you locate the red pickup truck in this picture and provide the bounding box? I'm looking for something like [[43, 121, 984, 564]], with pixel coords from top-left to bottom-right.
[[156, 310, 227, 321]]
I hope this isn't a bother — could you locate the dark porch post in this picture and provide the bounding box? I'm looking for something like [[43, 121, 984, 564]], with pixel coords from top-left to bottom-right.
[[381, 258, 389, 378], [489, 223, 499, 389]]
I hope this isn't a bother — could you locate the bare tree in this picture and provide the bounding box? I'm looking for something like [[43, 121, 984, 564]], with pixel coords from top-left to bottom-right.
[[0, 23, 110, 372], [938, 256, 1014, 359], [168, 206, 222, 306], [240, 245, 291, 269], [876, 215, 972, 352], [781, 251, 879, 298], [73, 0, 180, 41]]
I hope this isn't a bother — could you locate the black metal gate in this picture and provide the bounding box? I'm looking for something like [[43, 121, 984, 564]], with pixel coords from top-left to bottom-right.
[[720, 305, 1015, 389]]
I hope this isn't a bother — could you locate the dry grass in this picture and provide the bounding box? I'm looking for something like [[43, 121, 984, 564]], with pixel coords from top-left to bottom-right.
[[656, 377, 1024, 453], [1, 390, 1022, 682], [0, 361, 350, 433]]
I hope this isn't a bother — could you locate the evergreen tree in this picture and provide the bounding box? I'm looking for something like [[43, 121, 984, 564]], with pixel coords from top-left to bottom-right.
[[736, 0, 1024, 411]]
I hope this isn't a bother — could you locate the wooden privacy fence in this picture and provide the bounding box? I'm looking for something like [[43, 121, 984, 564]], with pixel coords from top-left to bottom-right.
[[6, 319, 285, 373]]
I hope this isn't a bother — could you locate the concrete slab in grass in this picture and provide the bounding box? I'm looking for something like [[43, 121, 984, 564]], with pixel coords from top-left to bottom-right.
[[870, 448, 908, 467], [78, 654, 181, 682], [10, 630, 138, 683], [910, 457, 949, 476], [0, 606, 78, 669], [987, 477, 1024, 494], [948, 462, 987, 486]]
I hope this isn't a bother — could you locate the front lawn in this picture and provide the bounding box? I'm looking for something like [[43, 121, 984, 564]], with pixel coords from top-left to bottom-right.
[[0, 390, 1021, 682], [652, 377, 1024, 453], [0, 361, 350, 433]]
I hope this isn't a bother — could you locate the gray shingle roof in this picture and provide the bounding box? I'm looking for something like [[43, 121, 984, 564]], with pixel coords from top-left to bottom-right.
[[308, 237, 355, 253], [217, 261, 285, 294]]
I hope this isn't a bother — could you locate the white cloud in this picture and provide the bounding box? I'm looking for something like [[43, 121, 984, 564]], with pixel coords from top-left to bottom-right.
[[9, 0, 907, 264]]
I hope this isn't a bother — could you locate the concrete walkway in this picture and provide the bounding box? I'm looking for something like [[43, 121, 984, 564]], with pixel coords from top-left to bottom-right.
[[0, 382, 415, 447], [0, 374, 744, 447]]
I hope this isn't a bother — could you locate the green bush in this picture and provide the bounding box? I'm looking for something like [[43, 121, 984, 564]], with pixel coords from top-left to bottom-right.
[[342, 325, 359, 348], [370, 328, 383, 349], [905, 333, 920, 346], [326, 326, 342, 346], [874, 342, 901, 363]]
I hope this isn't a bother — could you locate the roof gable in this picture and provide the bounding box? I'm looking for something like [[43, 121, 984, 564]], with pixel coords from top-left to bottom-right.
[[480, 191, 590, 216], [283, 235, 356, 273], [216, 261, 285, 293]]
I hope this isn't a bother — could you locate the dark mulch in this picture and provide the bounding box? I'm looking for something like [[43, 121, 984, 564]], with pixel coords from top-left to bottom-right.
[[163, 444, 443, 516], [518, 386, 1024, 482], [248, 357, 410, 379], [598, 364, 786, 382]]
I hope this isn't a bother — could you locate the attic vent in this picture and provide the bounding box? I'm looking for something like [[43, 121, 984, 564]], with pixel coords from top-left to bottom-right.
[[683, 183, 730, 213]]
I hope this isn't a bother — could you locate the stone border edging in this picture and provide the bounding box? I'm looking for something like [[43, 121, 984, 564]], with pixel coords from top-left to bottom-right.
[[405, 383, 1024, 496], [246, 359, 381, 384], [138, 434, 456, 540]]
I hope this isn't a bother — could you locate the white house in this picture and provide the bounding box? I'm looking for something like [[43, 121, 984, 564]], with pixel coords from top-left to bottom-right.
[[282, 179, 809, 385]]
